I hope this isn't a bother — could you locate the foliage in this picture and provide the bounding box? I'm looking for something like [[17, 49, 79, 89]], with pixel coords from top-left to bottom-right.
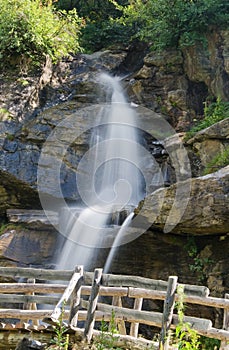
[[185, 97, 229, 139], [50, 301, 69, 349], [174, 315, 220, 350], [199, 335, 220, 349], [80, 19, 134, 52], [0, 223, 26, 235], [114, 0, 229, 51], [74, 0, 133, 52], [0, 0, 83, 67], [203, 146, 229, 175], [95, 309, 122, 350], [185, 236, 213, 283], [173, 285, 201, 349]]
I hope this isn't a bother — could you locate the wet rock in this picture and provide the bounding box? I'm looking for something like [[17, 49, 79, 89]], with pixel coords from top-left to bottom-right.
[[15, 338, 46, 350]]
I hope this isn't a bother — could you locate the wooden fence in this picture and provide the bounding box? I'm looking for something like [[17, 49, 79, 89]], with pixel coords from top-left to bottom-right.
[[0, 266, 228, 349]]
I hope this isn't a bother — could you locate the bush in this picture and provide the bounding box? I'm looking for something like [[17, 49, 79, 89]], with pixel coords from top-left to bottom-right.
[[115, 0, 229, 50], [0, 0, 83, 67]]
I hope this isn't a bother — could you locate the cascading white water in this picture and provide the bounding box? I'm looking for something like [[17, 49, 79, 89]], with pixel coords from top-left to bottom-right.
[[57, 73, 144, 270], [103, 211, 135, 273]]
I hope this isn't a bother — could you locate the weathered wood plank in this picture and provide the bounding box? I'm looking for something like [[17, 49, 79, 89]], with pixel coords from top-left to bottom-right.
[[0, 283, 65, 293], [112, 296, 126, 335], [0, 267, 73, 281], [0, 293, 61, 304], [220, 294, 229, 350], [128, 287, 229, 309], [84, 268, 103, 342], [0, 309, 57, 319], [69, 265, 84, 328], [129, 297, 143, 337], [159, 276, 178, 349], [0, 283, 128, 296], [102, 273, 209, 296], [50, 266, 84, 322]]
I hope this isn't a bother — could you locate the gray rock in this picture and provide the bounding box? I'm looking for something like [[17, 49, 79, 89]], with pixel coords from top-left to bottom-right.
[[15, 338, 46, 350], [138, 166, 229, 235]]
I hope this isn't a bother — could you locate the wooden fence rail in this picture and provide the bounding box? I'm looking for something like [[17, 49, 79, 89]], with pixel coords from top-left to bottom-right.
[[0, 266, 228, 349]]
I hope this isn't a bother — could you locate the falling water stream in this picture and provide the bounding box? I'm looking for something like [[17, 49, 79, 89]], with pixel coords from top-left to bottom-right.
[[57, 73, 144, 271], [104, 211, 135, 273]]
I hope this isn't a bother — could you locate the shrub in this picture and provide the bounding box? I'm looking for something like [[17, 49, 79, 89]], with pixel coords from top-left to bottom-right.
[[0, 0, 83, 67]]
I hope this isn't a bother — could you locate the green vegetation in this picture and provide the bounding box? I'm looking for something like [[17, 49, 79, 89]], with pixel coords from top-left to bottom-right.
[[108, 0, 229, 51], [199, 336, 220, 350], [95, 309, 122, 350], [185, 97, 229, 139], [0, 0, 83, 68], [185, 236, 213, 283], [0, 222, 26, 235], [173, 285, 201, 349], [73, 0, 132, 52], [0, 0, 228, 65], [49, 301, 69, 349], [172, 286, 220, 349], [203, 146, 229, 175]]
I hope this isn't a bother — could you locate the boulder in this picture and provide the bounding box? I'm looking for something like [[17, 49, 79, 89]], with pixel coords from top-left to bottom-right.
[[0, 226, 56, 265], [138, 166, 229, 235], [187, 118, 229, 168], [15, 338, 46, 350]]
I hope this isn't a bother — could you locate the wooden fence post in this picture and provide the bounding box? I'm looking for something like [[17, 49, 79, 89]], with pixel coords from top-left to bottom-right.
[[69, 265, 84, 329], [112, 296, 126, 335], [130, 297, 143, 337], [23, 278, 39, 326], [48, 265, 84, 323], [159, 276, 178, 350], [84, 268, 103, 342], [220, 293, 229, 350]]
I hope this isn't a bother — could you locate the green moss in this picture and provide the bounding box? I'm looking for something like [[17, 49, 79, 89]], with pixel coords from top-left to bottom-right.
[[0, 222, 26, 235]]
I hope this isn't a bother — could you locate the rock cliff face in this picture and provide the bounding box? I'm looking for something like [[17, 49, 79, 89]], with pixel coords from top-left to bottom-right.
[[0, 31, 228, 297]]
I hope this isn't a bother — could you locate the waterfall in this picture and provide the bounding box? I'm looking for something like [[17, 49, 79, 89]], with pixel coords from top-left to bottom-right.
[[103, 211, 135, 273], [57, 73, 144, 270]]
